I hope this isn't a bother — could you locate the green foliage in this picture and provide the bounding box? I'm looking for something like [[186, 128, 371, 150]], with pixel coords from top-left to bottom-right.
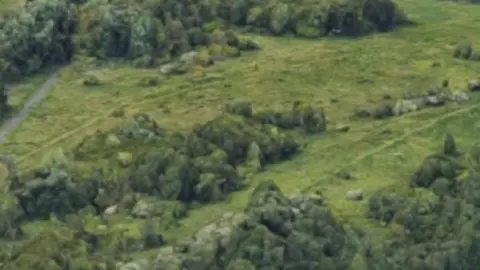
[[79, 2, 158, 60], [410, 153, 464, 189], [4, 227, 91, 269], [9, 130, 480, 269], [443, 132, 457, 155], [74, 0, 406, 66], [0, 193, 24, 240], [77, 0, 260, 66], [366, 193, 407, 224], [231, 0, 408, 36], [152, 181, 356, 269], [0, 0, 408, 76], [241, 181, 355, 269], [0, 102, 321, 267], [0, 76, 9, 119], [0, 0, 77, 77], [453, 40, 473, 59], [451, 40, 480, 63], [225, 100, 327, 134], [193, 114, 298, 165], [0, 103, 306, 259], [364, 137, 480, 269], [11, 169, 96, 219]]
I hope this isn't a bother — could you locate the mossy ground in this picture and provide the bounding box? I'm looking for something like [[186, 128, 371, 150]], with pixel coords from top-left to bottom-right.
[[3, 0, 480, 245]]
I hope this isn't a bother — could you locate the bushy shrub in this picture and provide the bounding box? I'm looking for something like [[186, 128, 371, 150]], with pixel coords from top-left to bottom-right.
[[11, 169, 96, 219], [453, 40, 473, 59], [366, 193, 407, 224], [410, 154, 464, 192], [193, 114, 299, 165], [225, 100, 327, 134]]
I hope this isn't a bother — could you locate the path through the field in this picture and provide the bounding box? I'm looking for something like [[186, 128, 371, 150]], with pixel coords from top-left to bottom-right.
[[0, 73, 58, 144]]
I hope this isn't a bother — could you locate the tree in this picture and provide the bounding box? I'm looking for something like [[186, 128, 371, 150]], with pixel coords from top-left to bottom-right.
[[444, 132, 457, 155], [0, 75, 9, 119], [0, 0, 77, 77]]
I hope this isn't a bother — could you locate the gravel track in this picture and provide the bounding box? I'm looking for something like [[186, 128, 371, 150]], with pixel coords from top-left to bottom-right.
[[0, 73, 58, 144]]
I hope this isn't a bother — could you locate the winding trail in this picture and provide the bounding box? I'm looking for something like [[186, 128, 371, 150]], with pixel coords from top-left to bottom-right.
[[0, 73, 58, 145]]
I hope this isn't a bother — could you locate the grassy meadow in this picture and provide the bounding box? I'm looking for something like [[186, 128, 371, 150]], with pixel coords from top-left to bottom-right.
[[3, 0, 480, 243]]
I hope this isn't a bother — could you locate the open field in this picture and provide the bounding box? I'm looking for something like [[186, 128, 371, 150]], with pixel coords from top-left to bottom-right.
[[3, 0, 480, 251]]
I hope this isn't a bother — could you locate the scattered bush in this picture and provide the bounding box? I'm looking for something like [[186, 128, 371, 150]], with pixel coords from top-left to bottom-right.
[[0, 101, 321, 266], [452, 39, 480, 63], [138, 76, 159, 87], [83, 75, 101, 86], [9, 102, 305, 223], [224, 100, 327, 134], [453, 40, 473, 59], [352, 87, 470, 120]]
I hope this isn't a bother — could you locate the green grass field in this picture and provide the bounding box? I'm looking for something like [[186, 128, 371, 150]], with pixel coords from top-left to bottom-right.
[[3, 0, 480, 244]]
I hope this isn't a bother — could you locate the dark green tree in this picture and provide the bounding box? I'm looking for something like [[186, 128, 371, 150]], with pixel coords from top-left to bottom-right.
[[444, 132, 457, 155], [0, 76, 9, 120], [0, 0, 77, 77]]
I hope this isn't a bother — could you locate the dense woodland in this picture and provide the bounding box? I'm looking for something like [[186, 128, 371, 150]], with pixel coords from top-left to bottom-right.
[[0, 0, 408, 75], [1, 0, 480, 269]]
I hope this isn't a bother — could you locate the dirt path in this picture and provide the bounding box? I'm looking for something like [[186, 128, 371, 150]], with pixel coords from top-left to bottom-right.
[[300, 101, 480, 192], [0, 73, 58, 144], [349, 103, 479, 164]]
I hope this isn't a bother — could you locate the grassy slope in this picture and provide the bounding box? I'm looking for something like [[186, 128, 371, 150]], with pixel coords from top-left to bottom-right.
[[0, 0, 23, 12], [3, 0, 480, 244], [0, 70, 58, 182], [6, 74, 53, 112]]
